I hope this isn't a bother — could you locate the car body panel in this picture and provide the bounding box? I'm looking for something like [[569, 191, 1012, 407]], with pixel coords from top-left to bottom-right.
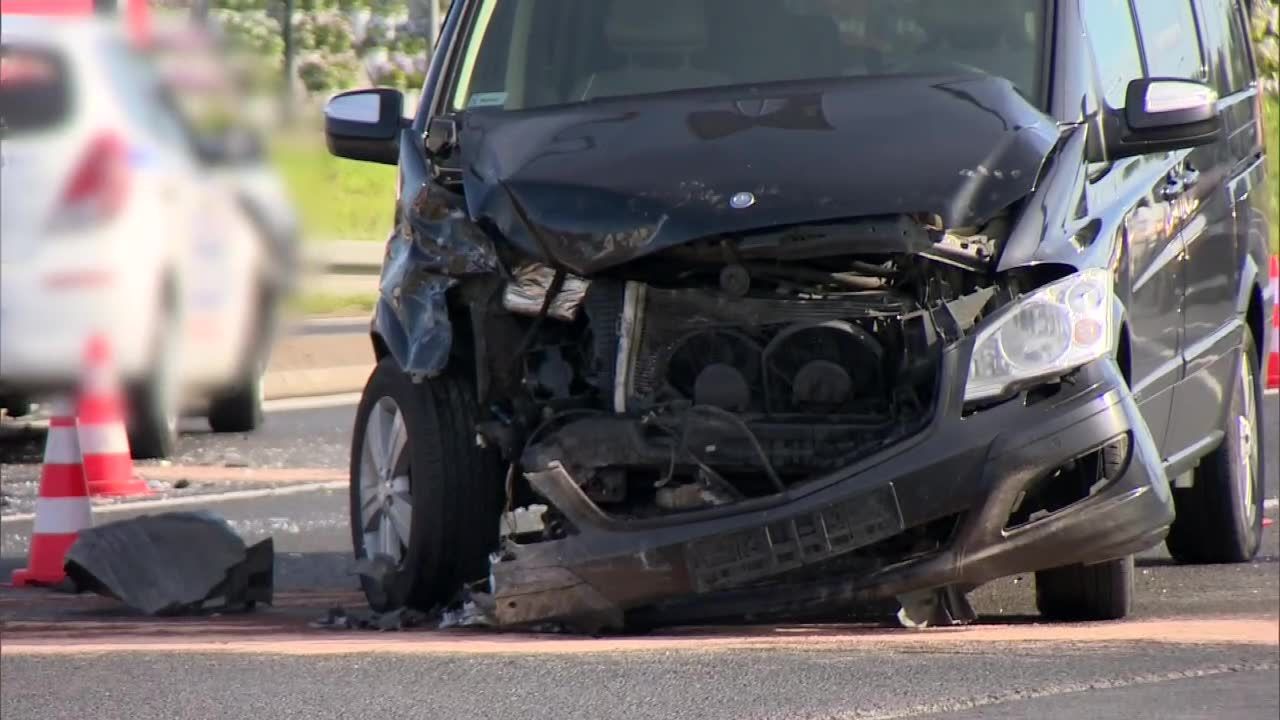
[[339, 0, 1269, 628], [456, 75, 1059, 275], [997, 0, 1273, 469], [491, 357, 1173, 628]]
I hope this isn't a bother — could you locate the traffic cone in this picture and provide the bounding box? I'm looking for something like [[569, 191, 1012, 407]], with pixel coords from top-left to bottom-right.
[[1266, 256, 1278, 391], [11, 400, 92, 587], [78, 334, 151, 497]]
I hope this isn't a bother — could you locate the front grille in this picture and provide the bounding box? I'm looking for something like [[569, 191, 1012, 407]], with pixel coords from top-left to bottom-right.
[[624, 285, 913, 409]]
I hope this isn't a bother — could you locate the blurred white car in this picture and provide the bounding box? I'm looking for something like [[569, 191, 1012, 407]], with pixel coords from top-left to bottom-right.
[[0, 16, 281, 458]]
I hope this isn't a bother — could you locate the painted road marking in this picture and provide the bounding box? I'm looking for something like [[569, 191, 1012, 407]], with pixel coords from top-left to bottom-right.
[[1, 392, 359, 432], [2, 480, 348, 523], [263, 392, 362, 413], [854, 662, 1279, 720]]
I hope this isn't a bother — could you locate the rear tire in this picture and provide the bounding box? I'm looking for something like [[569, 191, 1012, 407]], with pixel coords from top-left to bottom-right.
[[128, 300, 180, 460], [348, 357, 504, 611], [210, 284, 276, 434], [127, 376, 178, 460], [207, 374, 264, 433], [1035, 555, 1133, 621], [1165, 332, 1265, 564], [1, 397, 33, 418]]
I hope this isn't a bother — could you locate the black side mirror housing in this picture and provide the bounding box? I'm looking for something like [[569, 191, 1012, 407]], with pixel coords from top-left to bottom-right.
[[1096, 78, 1222, 162], [324, 88, 405, 165], [424, 116, 458, 159]]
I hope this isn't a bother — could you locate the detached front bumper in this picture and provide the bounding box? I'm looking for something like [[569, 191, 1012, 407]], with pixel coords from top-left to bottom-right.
[[489, 348, 1175, 628]]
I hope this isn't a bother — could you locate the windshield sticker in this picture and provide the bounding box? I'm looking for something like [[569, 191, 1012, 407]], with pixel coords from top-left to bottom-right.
[[468, 92, 508, 109]]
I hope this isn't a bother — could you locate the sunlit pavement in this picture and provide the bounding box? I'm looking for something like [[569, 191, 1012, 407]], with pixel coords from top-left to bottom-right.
[[0, 395, 1276, 719]]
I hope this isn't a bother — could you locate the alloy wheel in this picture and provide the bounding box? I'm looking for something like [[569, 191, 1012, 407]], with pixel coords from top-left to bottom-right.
[[358, 396, 413, 566], [1235, 351, 1258, 529]]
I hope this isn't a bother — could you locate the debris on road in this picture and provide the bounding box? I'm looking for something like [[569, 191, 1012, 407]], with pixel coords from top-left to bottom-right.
[[64, 511, 274, 615], [895, 587, 977, 629], [438, 592, 498, 630], [309, 605, 432, 631]]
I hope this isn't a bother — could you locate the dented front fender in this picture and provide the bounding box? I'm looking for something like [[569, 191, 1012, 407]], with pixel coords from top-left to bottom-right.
[[372, 141, 499, 376]]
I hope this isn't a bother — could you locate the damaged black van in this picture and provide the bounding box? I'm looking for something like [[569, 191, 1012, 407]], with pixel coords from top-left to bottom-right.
[[327, 0, 1273, 630]]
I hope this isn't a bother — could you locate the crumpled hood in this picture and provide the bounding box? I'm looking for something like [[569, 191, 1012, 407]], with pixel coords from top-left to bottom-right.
[[459, 74, 1059, 275]]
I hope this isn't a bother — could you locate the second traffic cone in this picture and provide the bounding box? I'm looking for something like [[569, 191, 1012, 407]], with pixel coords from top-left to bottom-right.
[[12, 400, 92, 587], [78, 334, 151, 497], [1267, 256, 1278, 391]]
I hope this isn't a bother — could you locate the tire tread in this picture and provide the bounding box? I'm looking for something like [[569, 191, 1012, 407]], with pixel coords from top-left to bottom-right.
[[1035, 555, 1133, 621]]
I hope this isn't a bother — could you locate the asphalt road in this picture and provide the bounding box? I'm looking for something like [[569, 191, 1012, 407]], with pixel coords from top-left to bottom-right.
[[0, 395, 1277, 719]]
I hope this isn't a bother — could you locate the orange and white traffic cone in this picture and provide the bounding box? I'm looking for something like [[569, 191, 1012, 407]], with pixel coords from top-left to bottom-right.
[[11, 400, 92, 587], [1266, 256, 1278, 391], [78, 334, 151, 497]]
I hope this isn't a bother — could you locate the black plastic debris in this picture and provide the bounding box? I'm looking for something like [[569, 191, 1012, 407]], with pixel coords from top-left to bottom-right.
[[63, 511, 273, 615]]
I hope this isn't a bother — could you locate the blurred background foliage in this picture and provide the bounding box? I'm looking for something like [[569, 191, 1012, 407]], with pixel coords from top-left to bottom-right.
[[191, 0, 1277, 249], [207, 0, 443, 94], [1251, 1, 1277, 251]]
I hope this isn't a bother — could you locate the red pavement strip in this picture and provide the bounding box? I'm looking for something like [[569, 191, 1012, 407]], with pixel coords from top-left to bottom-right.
[[0, 588, 1275, 656]]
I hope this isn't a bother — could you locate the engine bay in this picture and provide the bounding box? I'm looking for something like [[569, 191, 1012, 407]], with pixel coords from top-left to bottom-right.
[[472, 216, 1002, 524]]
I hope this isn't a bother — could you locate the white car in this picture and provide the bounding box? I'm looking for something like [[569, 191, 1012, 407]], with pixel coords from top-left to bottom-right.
[[0, 16, 279, 458]]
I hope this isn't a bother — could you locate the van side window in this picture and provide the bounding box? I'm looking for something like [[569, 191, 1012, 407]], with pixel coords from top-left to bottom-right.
[[1131, 0, 1205, 80], [1080, 0, 1145, 109], [1199, 0, 1255, 94]]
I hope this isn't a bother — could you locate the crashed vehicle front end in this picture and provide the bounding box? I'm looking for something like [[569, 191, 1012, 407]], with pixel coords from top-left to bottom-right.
[[371, 74, 1174, 630]]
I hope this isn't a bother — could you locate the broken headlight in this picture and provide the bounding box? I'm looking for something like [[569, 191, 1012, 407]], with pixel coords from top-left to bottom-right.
[[965, 269, 1116, 402]]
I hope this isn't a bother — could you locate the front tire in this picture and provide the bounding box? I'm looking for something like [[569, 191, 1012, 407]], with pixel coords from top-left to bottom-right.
[[348, 357, 504, 611], [1034, 441, 1133, 621], [1035, 555, 1133, 621], [1165, 332, 1265, 564]]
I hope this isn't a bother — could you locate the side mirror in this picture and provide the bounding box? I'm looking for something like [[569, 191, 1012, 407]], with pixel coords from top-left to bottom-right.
[[324, 88, 405, 165], [1102, 78, 1222, 161]]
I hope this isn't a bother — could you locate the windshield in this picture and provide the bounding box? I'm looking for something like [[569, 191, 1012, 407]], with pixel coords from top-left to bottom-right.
[[450, 0, 1049, 113]]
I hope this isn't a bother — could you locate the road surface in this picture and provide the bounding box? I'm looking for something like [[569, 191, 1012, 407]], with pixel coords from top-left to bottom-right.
[[1, 394, 1277, 719]]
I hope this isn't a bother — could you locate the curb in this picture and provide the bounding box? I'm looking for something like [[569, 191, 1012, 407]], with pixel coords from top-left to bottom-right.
[[303, 241, 385, 277], [263, 364, 372, 401], [264, 316, 373, 400]]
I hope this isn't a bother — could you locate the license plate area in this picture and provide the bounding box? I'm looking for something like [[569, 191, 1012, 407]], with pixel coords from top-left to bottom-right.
[[686, 484, 904, 592]]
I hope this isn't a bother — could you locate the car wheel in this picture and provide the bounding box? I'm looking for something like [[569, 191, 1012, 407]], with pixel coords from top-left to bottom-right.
[[1165, 331, 1265, 564], [207, 373, 264, 433], [1034, 440, 1132, 621], [210, 284, 278, 434], [1, 396, 33, 418], [348, 357, 504, 611], [127, 315, 180, 460], [1035, 554, 1133, 621]]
